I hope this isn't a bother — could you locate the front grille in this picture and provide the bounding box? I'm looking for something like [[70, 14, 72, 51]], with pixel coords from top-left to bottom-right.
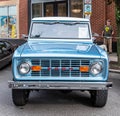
[[31, 59, 90, 77]]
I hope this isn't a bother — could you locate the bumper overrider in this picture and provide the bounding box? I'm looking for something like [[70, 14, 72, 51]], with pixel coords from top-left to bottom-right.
[[8, 81, 112, 90]]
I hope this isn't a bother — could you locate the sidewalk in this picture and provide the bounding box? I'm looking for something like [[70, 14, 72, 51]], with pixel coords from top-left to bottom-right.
[[109, 53, 120, 73], [109, 53, 117, 62]]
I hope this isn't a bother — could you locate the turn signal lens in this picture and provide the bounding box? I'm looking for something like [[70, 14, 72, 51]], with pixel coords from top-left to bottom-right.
[[80, 66, 89, 72], [31, 66, 42, 71]]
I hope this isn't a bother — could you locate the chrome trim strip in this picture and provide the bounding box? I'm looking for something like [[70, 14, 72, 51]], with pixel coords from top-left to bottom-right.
[[0, 54, 12, 62], [8, 81, 112, 90]]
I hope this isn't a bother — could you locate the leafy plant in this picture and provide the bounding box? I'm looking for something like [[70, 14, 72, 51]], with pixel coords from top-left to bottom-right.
[[116, 8, 120, 22]]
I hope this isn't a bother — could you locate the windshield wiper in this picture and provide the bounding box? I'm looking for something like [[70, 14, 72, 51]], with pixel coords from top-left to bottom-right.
[[42, 22, 58, 25], [40, 22, 81, 25], [60, 22, 81, 25]]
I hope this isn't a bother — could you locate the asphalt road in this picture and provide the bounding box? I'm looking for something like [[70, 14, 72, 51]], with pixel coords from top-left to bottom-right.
[[0, 65, 120, 116]]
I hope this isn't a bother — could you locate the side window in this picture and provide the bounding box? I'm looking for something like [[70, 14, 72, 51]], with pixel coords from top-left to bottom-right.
[[4, 41, 11, 48], [0, 41, 7, 53], [0, 42, 4, 53]]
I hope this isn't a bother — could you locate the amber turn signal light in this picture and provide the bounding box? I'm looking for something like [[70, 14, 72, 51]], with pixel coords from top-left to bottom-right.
[[80, 66, 89, 72], [31, 66, 42, 71]]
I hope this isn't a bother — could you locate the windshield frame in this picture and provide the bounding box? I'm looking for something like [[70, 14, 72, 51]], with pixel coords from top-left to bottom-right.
[[29, 21, 91, 40]]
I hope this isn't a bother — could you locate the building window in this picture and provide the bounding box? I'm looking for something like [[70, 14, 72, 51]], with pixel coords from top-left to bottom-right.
[[31, 0, 83, 18], [70, 0, 83, 17], [32, 3, 42, 18], [0, 6, 17, 38]]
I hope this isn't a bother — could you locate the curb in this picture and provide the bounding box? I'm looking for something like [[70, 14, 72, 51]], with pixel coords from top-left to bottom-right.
[[109, 69, 120, 73]]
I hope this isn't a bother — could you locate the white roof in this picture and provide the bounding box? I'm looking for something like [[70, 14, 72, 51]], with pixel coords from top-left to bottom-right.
[[32, 17, 89, 22]]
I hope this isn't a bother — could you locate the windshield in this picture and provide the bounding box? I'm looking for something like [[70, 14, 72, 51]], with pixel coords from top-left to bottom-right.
[[30, 21, 90, 39]]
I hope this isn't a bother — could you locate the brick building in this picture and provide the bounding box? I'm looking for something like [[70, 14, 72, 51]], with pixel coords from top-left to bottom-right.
[[0, 0, 117, 50]]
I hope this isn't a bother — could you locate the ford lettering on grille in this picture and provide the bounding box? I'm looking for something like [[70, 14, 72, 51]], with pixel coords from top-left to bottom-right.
[[31, 59, 90, 77]]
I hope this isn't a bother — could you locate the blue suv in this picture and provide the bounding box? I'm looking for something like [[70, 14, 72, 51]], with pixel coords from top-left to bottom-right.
[[8, 17, 112, 107]]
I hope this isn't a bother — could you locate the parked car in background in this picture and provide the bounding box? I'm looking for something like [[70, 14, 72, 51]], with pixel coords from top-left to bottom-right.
[[0, 40, 17, 69], [8, 17, 112, 107]]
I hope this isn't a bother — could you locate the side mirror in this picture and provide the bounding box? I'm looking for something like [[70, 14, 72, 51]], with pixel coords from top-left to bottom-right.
[[92, 37, 96, 42], [21, 34, 28, 39], [92, 32, 99, 37], [92, 32, 100, 42]]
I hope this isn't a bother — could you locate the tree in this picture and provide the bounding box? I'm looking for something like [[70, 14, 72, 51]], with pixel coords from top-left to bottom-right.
[[106, 0, 120, 65]]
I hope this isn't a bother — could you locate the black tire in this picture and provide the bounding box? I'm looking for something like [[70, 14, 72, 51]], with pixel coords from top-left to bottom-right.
[[90, 90, 108, 107], [12, 89, 30, 106], [60, 90, 72, 94]]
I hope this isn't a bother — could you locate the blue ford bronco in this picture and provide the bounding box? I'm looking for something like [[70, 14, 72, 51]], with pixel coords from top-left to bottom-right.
[[8, 17, 112, 107]]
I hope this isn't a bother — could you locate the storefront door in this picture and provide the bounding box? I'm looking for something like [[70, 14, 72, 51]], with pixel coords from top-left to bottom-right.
[[44, 1, 68, 17]]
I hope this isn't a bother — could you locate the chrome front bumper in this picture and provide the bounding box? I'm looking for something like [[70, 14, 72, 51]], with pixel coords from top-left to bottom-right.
[[8, 81, 112, 90]]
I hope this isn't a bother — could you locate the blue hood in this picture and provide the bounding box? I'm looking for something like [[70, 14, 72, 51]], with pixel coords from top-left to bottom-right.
[[19, 40, 102, 58]]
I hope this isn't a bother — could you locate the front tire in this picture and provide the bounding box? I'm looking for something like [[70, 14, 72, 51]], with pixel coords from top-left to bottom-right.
[[90, 90, 108, 107], [12, 89, 30, 106], [60, 90, 72, 94]]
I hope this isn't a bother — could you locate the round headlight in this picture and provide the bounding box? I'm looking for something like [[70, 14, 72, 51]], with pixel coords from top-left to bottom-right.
[[19, 62, 30, 74], [90, 62, 102, 75]]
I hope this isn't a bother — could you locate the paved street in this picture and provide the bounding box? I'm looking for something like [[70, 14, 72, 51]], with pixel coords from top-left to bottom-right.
[[0, 65, 120, 116]]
